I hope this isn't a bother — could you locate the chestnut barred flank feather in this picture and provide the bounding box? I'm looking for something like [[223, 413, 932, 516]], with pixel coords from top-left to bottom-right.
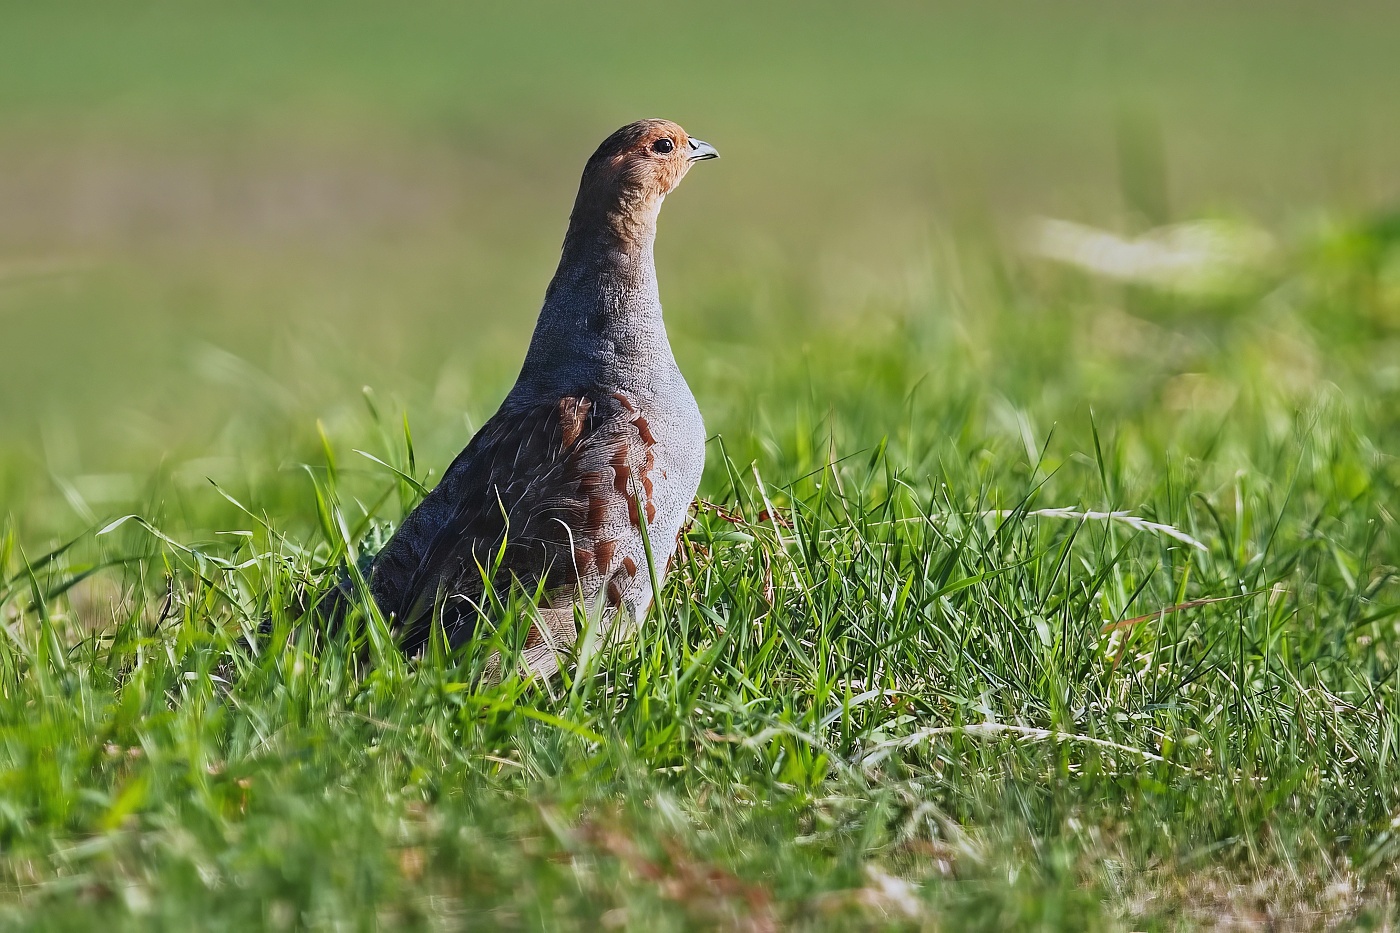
[[362, 121, 714, 670]]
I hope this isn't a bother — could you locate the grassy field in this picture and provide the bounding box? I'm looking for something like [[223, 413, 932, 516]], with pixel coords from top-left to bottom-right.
[[3, 2, 1400, 928]]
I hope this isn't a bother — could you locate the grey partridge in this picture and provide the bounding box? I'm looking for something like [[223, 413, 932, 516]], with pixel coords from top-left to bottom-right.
[[363, 119, 717, 674]]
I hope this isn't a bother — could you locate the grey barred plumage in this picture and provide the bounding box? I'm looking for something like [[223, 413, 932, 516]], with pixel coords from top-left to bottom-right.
[[362, 119, 716, 672]]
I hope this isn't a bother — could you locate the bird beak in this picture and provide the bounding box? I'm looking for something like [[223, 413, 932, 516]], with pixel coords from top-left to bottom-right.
[[687, 138, 720, 161]]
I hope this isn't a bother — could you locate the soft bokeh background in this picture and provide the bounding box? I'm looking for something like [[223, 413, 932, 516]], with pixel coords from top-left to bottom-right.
[[5, 0, 1400, 538]]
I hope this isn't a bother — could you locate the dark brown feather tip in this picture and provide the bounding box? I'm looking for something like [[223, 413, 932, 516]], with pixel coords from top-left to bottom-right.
[[586, 494, 608, 531], [557, 396, 592, 449], [611, 446, 632, 497]]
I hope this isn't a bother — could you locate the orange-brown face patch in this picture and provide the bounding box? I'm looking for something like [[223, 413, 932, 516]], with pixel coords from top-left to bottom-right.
[[593, 120, 696, 200], [565, 119, 710, 254]]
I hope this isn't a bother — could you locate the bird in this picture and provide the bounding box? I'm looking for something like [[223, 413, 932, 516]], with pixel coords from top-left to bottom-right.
[[357, 119, 718, 676]]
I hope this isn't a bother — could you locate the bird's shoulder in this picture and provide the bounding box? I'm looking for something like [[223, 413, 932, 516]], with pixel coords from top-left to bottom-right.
[[437, 388, 638, 493]]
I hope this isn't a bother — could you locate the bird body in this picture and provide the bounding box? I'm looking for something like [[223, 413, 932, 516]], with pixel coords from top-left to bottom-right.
[[364, 120, 717, 671]]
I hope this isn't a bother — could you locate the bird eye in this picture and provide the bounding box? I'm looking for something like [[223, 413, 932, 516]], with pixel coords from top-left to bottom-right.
[[651, 138, 675, 154]]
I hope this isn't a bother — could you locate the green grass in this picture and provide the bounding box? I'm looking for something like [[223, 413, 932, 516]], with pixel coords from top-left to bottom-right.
[[5, 222, 1400, 929], [4, 2, 1400, 929]]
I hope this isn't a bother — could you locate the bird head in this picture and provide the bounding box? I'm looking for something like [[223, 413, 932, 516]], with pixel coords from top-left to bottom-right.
[[568, 119, 718, 248]]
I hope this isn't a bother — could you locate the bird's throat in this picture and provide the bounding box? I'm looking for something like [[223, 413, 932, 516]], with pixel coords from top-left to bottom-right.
[[518, 200, 672, 391]]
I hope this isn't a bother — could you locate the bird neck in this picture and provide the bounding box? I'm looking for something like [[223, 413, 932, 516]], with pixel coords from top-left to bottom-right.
[[516, 197, 674, 393], [554, 198, 660, 299], [561, 182, 663, 261]]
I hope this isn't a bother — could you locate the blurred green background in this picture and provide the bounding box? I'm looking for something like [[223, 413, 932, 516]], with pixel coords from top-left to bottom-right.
[[3, 0, 1400, 518]]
